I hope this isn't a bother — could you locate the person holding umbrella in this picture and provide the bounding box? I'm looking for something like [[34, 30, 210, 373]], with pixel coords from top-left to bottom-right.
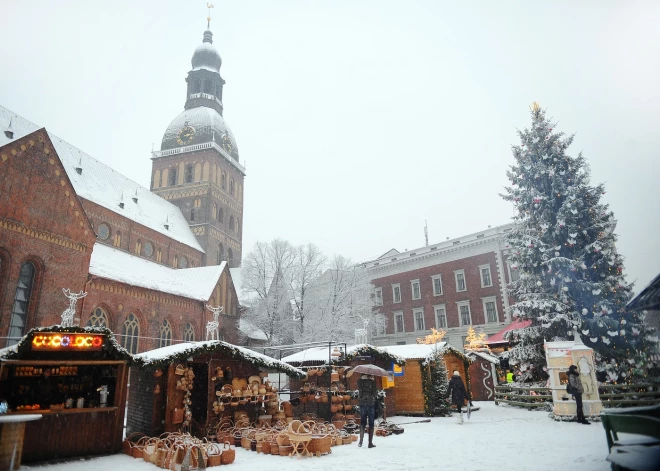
[[349, 364, 388, 448]]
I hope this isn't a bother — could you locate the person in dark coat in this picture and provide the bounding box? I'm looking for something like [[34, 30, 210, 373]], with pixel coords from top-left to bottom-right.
[[357, 374, 378, 448], [567, 365, 589, 424], [447, 370, 469, 424]]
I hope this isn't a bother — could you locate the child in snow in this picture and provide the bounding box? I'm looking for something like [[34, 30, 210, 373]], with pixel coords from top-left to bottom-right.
[[447, 370, 469, 424]]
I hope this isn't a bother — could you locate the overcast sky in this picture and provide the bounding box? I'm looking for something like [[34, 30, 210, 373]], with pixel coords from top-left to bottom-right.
[[2, 1, 659, 292]]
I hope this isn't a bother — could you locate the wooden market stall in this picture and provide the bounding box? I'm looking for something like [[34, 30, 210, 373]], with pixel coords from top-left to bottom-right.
[[375, 343, 471, 415], [126, 340, 305, 437], [0, 326, 133, 463], [466, 350, 500, 401]]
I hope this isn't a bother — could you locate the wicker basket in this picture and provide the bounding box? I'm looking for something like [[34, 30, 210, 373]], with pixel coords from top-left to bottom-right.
[[221, 442, 236, 465], [278, 444, 293, 456], [342, 436, 352, 445], [307, 435, 332, 456], [270, 442, 280, 455], [206, 443, 222, 467]]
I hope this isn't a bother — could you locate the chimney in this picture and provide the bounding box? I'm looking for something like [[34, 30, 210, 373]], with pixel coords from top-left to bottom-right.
[[132, 189, 138, 203], [119, 192, 125, 209], [75, 157, 83, 175]]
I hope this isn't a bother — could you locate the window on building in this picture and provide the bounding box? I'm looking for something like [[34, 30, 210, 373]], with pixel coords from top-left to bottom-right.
[[509, 264, 520, 282], [480, 265, 493, 287], [193, 79, 201, 93], [190, 208, 195, 221], [121, 313, 139, 354], [394, 312, 404, 333], [237, 220, 241, 235], [168, 168, 177, 186], [218, 207, 224, 223], [143, 242, 154, 258], [228, 248, 234, 266], [217, 243, 224, 264], [435, 305, 447, 328], [178, 257, 188, 269], [173, 255, 178, 268], [414, 309, 425, 331], [454, 270, 466, 292], [432, 275, 443, 296], [156, 248, 162, 263], [135, 240, 142, 254], [230, 179, 235, 196], [373, 288, 383, 306], [87, 307, 108, 328], [185, 164, 193, 183], [97, 223, 110, 240], [483, 298, 499, 323], [7, 262, 36, 346], [212, 203, 217, 220], [411, 280, 421, 300], [159, 319, 172, 348], [113, 231, 122, 248], [204, 80, 212, 94], [229, 216, 235, 231], [458, 302, 472, 326], [221, 172, 226, 190], [392, 284, 401, 303], [184, 322, 195, 342]]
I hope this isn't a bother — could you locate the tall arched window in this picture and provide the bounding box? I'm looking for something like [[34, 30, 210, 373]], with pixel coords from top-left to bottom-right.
[[121, 313, 140, 354], [173, 255, 179, 268], [87, 307, 108, 328], [184, 323, 195, 342], [212, 203, 217, 220], [185, 164, 194, 183], [190, 208, 196, 221], [114, 231, 122, 247], [168, 168, 177, 186], [230, 179, 235, 196], [159, 319, 173, 348], [217, 243, 224, 264], [204, 80, 212, 94], [237, 220, 240, 235], [193, 79, 201, 93], [221, 172, 226, 190], [229, 216, 235, 231], [7, 262, 36, 346], [228, 248, 234, 267], [218, 207, 224, 223]]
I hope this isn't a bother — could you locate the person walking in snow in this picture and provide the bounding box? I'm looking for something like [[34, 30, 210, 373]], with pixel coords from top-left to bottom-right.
[[447, 370, 469, 424], [567, 365, 590, 425], [357, 374, 378, 447]]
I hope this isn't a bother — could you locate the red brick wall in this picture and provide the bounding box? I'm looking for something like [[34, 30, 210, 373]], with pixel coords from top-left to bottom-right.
[[0, 131, 95, 341], [373, 252, 505, 335]]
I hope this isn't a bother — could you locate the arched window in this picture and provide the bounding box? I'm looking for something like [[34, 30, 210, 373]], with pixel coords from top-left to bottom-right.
[[114, 231, 122, 247], [190, 208, 196, 221], [230, 179, 235, 196], [193, 79, 201, 93], [229, 216, 234, 231], [121, 313, 140, 354], [217, 243, 224, 264], [135, 240, 142, 254], [184, 323, 195, 342], [156, 248, 162, 263], [7, 262, 36, 346], [173, 255, 178, 268], [178, 257, 188, 269], [159, 319, 172, 348], [212, 203, 217, 220], [87, 307, 108, 328], [228, 248, 234, 267], [221, 172, 226, 190], [236, 220, 240, 235], [185, 164, 193, 183], [218, 207, 224, 223], [204, 80, 212, 94], [168, 168, 177, 186]]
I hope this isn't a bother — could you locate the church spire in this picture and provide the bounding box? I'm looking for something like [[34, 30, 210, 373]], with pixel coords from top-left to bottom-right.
[[207, 3, 214, 29]]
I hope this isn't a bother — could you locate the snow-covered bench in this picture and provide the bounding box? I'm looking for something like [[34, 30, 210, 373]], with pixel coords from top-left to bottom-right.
[[601, 406, 660, 471]]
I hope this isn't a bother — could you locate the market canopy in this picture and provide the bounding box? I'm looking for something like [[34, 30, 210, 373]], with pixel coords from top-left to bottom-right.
[[135, 340, 306, 378], [485, 318, 533, 345]]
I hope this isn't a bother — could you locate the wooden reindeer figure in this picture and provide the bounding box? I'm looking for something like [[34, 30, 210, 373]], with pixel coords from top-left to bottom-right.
[[205, 304, 223, 341]]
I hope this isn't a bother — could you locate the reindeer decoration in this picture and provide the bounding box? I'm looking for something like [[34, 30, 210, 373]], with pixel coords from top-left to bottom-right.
[[205, 304, 223, 341], [354, 317, 371, 345], [60, 288, 88, 327]]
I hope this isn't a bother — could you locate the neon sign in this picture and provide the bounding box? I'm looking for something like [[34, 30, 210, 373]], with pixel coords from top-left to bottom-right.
[[31, 333, 104, 351]]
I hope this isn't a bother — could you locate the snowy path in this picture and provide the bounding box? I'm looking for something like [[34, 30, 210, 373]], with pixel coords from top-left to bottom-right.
[[21, 402, 610, 471]]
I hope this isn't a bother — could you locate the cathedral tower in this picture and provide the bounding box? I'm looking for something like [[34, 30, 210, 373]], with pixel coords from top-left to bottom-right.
[[151, 25, 245, 268]]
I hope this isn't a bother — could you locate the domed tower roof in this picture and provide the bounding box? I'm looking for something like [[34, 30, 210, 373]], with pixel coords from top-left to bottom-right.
[[160, 27, 239, 162]]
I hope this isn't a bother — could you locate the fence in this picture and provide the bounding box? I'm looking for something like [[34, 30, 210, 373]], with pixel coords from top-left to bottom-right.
[[495, 383, 660, 409]]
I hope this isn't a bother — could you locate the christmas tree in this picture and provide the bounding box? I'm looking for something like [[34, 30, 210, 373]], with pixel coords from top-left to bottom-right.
[[422, 346, 451, 416], [501, 104, 658, 382]]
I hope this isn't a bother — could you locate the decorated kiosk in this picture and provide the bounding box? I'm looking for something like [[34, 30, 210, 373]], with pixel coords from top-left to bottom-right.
[[545, 335, 602, 420], [0, 326, 133, 464], [127, 340, 305, 437]]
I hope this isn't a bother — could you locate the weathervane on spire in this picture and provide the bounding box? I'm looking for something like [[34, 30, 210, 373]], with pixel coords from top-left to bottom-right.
[[207, 3, 214, 29]]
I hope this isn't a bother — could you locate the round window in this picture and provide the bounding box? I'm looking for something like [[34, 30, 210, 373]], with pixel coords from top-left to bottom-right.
[[178, 257, 188, 269], [97, 223, 110, 240], [143, 242, 154, 257]]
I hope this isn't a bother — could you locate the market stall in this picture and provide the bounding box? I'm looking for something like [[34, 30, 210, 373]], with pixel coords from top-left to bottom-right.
[[127, 340, 305, 437], [0, 326, 133, 463]]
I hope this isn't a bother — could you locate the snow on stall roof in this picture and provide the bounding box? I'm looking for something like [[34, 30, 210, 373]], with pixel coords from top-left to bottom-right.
[[467, 350, 500, 364], [135, 340, 305, 377], [0, 344, 18, 359], [89, 243, 223, 301], [0, 105, 203, 252], [280, 346, 338, 364], [239, 318, 268, 341], [377, 343, 449, 360]]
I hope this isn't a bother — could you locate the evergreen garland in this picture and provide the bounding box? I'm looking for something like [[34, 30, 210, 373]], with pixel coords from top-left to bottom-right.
[[421, 347, 452, 416]]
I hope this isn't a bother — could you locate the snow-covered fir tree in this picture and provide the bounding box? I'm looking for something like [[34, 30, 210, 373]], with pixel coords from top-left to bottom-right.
[[501, 104, 658, 382], [422, 346, 451, 416]]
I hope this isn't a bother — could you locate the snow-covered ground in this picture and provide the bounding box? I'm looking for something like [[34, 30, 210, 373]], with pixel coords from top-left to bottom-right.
[[21, 402, 610, 471]]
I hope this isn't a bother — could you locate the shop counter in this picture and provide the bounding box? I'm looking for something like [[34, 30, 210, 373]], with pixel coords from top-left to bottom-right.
[[0, 413, 42, 470]]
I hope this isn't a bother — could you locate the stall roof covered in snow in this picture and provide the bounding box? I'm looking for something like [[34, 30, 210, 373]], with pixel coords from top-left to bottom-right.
[[0, 105, 203, 253], [239, 318, 268, 341], [89, 244, 223, 301], [377, 343, 470, 364], [466, 350, 500, 364], [281, 344, 407, 366], [135, 340, 305, 377]]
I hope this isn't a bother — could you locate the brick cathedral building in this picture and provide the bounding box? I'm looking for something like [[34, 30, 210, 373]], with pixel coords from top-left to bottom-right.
[[0, 25, 251, 352]]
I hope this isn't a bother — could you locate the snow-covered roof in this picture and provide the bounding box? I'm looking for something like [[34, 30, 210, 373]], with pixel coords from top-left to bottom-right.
[[280, 346, 341, 364], [0, 344, 18, 359], [376, 343, 448, 360], [467, 350, 500, 364], [89, 243, 223, 301], [239, 317, 268, 341], [0, 105, 203, 253], [281, 344, 407, 366], [544, 340, 592, 357], [134, 340, 305, 377]]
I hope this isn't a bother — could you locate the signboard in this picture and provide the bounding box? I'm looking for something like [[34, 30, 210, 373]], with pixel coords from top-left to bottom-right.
[[382, 371, 395, 389], [392, 362, 404, 377], [31, 333, 104, 352]]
